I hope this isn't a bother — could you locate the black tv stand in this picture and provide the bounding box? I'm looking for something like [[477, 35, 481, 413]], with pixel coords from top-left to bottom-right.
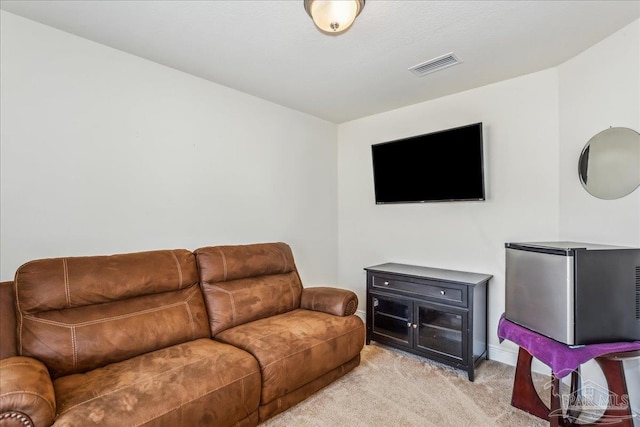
[[365, 263, 491, 381]]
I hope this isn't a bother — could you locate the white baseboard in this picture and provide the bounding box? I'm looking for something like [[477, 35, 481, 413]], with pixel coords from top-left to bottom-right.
[[488, 344, 551, 375]]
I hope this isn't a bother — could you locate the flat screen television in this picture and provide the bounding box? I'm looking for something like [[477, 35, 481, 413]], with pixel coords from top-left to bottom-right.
[[371, 123, 485, 204]]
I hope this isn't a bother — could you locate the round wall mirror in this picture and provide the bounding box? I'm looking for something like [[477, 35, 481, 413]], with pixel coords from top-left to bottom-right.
[[578, 127, 640, 200]]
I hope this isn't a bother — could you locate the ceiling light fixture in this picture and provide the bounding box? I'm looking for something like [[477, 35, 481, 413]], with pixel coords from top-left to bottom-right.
[[304, 0, 365, 35]]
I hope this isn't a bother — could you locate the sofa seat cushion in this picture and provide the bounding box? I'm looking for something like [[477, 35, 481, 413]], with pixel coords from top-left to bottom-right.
[[215, 309, 364, 405], [52, 338, 261, 427]]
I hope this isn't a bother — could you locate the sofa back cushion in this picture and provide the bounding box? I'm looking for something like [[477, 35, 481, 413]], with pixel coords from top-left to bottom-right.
[[195, 243, 302, 336], [15, 249, 210, 378]]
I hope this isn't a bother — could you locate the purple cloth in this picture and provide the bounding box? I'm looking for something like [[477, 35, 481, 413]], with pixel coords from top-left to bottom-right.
[[498, 315, 640, 378]]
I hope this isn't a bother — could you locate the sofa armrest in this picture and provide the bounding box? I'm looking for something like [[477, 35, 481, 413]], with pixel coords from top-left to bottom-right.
[[300, 287, 358, 317], [0, 357, 56, 427]]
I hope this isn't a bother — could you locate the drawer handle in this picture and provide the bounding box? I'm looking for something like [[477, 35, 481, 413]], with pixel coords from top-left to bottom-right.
[[407, 322, 412, 327], [383, 281, 389, 286], [412, 324, 418, 329], [440, 290, 446, 295]]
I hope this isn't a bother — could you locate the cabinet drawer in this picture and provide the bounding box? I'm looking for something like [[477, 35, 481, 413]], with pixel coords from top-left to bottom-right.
[[370, 273, 467, 306]]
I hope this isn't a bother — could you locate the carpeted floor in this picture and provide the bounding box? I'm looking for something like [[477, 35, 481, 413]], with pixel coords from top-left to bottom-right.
[[262, 343, 549, 427]]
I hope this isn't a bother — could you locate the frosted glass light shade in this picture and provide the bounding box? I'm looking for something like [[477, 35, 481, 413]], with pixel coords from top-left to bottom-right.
[[304, 0, 365, 34]]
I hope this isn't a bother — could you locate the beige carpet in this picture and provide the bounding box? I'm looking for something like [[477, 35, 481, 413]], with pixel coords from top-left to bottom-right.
[[262, 343, 549, 427]]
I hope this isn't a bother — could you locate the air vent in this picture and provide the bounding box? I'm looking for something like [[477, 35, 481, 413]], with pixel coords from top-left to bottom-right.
[[409, 53, 462, 77], [635, 266, 640, 320]]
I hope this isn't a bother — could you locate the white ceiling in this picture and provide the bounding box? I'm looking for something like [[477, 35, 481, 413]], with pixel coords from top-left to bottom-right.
[[1, 1, 639, 123]]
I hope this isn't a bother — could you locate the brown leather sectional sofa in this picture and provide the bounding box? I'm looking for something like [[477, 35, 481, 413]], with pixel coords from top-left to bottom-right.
[[0, 243, 365, 427]]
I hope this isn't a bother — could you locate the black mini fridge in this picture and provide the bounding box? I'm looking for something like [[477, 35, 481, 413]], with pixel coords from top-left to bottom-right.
[[505, 241, 640, 345]]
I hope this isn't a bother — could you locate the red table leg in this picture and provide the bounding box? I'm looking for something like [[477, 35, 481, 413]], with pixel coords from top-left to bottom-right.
[[511, 347, 552, 421], [592, 352, 636, 427], [510, 347, 639, 427]]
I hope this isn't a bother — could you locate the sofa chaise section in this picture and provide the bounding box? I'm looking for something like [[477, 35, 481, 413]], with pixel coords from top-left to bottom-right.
[[195, 243, 365, 422]]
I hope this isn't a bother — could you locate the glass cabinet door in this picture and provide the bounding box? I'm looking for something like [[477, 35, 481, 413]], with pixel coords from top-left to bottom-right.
[[371, 294, 411, 347], [416, 304, 466, 361]]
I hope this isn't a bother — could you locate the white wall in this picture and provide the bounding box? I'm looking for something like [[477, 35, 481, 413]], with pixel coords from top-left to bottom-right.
[[0, 11, 338, 286], [337, 68, 561, 347], [558, 19, 640, 246]]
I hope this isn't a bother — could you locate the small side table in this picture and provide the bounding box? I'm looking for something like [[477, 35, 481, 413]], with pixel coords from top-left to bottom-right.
[[498, 316, 640, 427]]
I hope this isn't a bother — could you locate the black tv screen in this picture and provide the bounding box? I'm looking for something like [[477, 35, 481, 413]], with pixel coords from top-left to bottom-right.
[[371, 123, 485, 204]]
